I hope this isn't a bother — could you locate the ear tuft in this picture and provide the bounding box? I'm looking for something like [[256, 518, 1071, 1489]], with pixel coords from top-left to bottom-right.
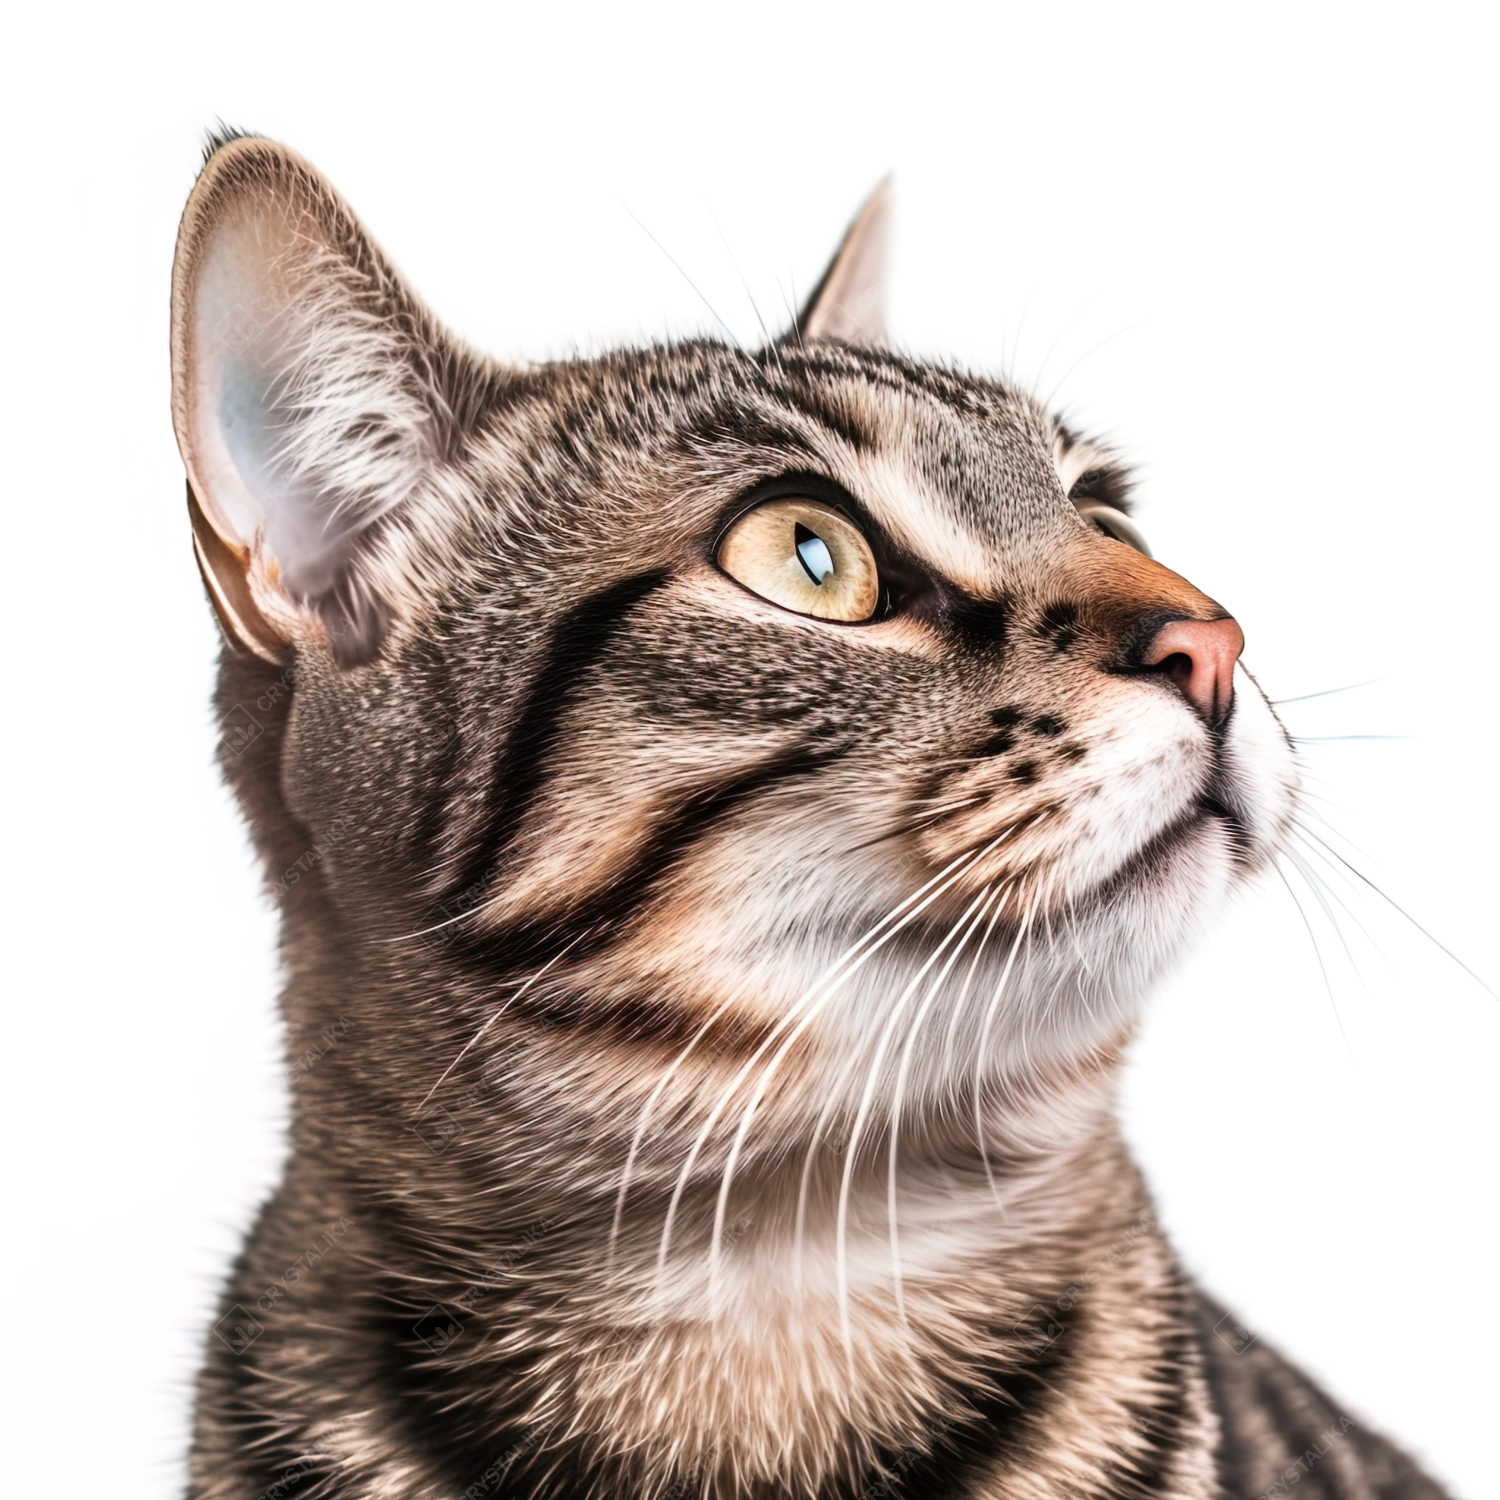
[[794, 179, 892, 347], [171, 135, 483, 666], [201, 122, 262, 168]]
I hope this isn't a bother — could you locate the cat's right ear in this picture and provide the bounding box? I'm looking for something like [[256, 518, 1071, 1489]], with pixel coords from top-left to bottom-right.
[[171, 133, 488, 667]]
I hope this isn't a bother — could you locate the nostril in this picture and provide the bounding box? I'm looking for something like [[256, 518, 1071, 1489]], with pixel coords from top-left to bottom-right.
[[1155, 651, 1194, 693], [1141, 617, 1245, 726]]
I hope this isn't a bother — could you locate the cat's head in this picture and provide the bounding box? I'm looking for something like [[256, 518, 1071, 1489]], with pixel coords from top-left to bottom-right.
[[172, 136, 1296, 1154]]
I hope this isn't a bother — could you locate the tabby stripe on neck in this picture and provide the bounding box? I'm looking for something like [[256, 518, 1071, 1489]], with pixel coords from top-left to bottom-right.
[[443, 569, 670, 910], [371, 1298, 1081, 1499]]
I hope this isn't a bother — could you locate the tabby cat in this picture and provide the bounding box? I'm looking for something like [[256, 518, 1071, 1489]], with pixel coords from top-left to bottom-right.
[[171, 133, 1450, 1499]]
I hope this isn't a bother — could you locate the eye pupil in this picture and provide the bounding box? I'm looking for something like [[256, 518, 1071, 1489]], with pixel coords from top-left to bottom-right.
[[794, 523, 836, 585]]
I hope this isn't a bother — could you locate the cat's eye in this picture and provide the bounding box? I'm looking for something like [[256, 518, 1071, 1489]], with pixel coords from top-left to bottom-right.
[[1076, 501, 1152, 557], [716, 498, 880, 622]]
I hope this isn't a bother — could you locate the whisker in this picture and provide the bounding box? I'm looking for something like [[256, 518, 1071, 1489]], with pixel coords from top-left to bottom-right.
[[1039, 319, 1148, 411], [831, 884, 995, 1361], [1293, 821, 1496, 1000], [885, 884, 1002, 1323], [619, 202, 740, 348], [970, 896, 1036, 1201], [704, 830, 1016, 1317], [1007, 293, 1033, 390], [907, 795, 986, 814], [388, 902, 486, 945], [856, 796, 991, 846], [1272, 858, 1354, 1059], [1029, 297, 1096, 403], [659, 845, 985, 1301], [1270, 678, 1382, 705], [1286, 829, 1394, 967], [415, 938, 583, 1112], [939, 887, 1011, 1107], [1280, 845, 1371, 999], [1063, 891, 1094, 976], [772, 277, 801, 348], [708, 207, 772, 351], [608, 989, 747, 1275]]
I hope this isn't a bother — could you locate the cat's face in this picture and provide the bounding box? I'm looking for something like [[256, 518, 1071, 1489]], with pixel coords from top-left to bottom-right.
[[175, 139, 1297, 1137]]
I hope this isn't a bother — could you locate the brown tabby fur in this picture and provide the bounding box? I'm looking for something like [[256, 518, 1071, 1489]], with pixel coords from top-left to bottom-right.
[[172, 134, 1449, 1499]]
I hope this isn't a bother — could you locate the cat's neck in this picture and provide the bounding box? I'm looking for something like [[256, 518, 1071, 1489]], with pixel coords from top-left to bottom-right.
[[295, 1105, 1220, 1498]]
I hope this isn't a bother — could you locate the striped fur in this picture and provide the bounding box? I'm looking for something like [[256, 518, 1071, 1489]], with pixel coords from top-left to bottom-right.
[[172, 136, 1447, 1499]]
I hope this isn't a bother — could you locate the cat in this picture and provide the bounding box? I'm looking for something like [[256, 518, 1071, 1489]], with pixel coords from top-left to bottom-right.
[[172, 132, 1451, 1499]]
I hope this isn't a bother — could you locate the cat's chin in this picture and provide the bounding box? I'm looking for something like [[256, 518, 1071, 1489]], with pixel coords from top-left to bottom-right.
[[1068, 666, 1295, 914], [866, 690, 1294, 1090]]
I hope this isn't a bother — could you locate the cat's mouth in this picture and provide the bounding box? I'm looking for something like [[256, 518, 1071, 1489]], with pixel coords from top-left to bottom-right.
[[911, 664, 1296, 925], [1053, 731, 1288, 934]]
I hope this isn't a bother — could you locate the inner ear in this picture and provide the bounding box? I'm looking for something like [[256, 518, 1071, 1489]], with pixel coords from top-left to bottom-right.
[[790, 179, 892, 348], [171, 133, 484, 666]]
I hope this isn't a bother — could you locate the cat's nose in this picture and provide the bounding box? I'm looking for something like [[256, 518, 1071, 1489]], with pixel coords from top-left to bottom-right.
[[1142, 617, 1244, 727]]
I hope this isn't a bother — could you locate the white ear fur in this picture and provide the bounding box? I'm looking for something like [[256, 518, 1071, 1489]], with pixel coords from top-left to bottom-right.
[[797, 179, 892, 347], [171, 135, 466, 665]]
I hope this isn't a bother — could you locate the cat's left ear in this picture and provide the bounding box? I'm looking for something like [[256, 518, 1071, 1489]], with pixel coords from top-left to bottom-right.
[[171, 133, 491, 667], [791, 179, 891, 347]]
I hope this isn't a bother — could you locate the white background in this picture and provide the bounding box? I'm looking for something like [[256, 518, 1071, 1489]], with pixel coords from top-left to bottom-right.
[[3, 3, 1496, 1495]]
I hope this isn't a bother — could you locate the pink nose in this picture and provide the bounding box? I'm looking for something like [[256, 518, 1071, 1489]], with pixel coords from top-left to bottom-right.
[[1143, 617, 1245, 725]]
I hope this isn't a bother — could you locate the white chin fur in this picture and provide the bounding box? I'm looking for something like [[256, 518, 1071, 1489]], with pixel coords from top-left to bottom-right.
[[812, 664, 1297, 1108]]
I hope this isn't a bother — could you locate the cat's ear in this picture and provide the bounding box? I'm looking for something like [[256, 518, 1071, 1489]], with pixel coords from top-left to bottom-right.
[[792, 179, 892, 347], [171, 133, 487, 667]]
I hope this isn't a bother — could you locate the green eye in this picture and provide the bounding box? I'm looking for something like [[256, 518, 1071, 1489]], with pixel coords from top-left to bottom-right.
[[717, 499, 880, 622]]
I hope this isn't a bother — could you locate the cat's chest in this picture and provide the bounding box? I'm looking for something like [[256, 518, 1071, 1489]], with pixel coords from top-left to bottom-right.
[[534, 1177, 1209, 1498]]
